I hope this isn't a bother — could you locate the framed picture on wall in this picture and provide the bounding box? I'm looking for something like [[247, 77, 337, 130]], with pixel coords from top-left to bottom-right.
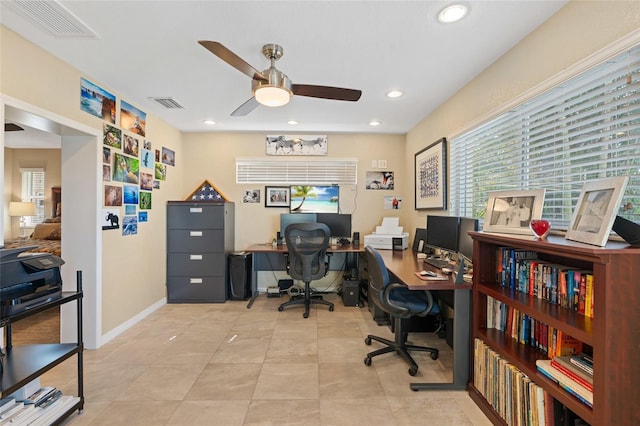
[[415, 137, 447, 210], [265, 186, 290, 207]]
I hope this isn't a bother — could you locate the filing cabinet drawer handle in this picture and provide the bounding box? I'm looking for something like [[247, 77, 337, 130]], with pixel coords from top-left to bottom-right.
[[189, 207, 203, 213], [189, 278, 203, 284], [190, 254, 203, 260], [190, 231, 203, 237]]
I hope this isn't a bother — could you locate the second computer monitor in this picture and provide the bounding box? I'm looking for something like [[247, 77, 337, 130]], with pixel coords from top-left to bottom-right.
[[457, 217, 479, 261], [426, 215, 460, 253], [280, 213, 317, 236], [316, 213, 352, 238]]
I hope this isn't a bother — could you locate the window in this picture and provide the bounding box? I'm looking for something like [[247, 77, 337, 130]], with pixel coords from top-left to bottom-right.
[[450, 45, 640, 230], [21, 169, 46, 226], [236, 158, 358, 185]]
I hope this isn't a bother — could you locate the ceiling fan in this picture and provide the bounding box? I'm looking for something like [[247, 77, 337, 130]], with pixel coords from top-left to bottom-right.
[[198, 41, 362, 116]]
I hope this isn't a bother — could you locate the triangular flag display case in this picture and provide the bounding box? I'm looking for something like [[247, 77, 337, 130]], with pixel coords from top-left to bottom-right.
[[185, 179, 230, 202]]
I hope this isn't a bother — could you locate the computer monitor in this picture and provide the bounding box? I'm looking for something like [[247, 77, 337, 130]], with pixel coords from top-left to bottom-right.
[[280, 213, 317, 236], [317, 213, 352, 238], [425, 215, 460, 253], [457, 217, 479, 262]]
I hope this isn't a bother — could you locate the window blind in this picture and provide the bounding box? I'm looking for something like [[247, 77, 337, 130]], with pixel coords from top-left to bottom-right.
[[236, 158, 358, 185], [20, 168, 46, 226], [450, 45, 640, 229]]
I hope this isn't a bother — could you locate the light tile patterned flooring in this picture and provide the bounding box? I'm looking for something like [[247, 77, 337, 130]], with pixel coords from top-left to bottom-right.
[[50, 293, 492, 425]]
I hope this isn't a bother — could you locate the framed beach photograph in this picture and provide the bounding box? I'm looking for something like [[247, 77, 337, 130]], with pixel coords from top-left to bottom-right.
[[290, 185, 339, 213], [265, 186, 290, 207], [483, 189, 546, 235], [415, 138, 447, 210], [566, 176, 629, 246]]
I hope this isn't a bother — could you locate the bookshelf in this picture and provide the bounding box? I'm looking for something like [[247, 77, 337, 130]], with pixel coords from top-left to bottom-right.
[[1, 272, 84, 423], [468, 231, 640, 425]]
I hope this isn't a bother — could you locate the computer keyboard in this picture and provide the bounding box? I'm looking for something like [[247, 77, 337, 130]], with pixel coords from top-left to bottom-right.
[[423, 257, 451, 269]]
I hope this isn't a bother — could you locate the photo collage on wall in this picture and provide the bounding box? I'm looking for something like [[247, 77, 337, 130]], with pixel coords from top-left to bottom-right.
[[82, 77, 176, 235]]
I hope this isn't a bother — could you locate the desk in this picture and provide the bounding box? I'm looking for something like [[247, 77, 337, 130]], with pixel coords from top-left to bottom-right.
[[245, 244, 364, 307], [377, 250, 472, 391]]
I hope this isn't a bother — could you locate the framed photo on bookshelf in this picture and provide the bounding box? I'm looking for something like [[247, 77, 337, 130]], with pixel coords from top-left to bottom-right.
[[483, 189, 545, 235], [566, 176, 629, 246]]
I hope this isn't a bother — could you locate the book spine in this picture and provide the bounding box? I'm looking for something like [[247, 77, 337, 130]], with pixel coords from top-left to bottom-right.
[[550, 359, 594, 391]]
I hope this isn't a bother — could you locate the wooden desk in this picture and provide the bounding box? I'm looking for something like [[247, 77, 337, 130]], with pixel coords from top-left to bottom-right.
[[377, 249, 472, 391]]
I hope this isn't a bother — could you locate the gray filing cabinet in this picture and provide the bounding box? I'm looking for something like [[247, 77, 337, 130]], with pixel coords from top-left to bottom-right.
[[166, 201, 234, 302]]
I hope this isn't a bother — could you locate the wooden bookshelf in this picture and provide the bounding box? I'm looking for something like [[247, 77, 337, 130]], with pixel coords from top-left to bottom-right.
[[468, 232, 640, 425]]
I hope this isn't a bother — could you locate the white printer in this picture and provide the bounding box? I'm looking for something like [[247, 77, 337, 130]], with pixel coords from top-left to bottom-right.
[[363, 217, 409, 250]]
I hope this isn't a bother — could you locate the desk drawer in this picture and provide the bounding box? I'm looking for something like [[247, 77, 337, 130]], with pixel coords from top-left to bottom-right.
[[167, 229, 225, 252], [167, 253, 225, 276], [167, 276, 226, 303], [167, 204, 226, 229]]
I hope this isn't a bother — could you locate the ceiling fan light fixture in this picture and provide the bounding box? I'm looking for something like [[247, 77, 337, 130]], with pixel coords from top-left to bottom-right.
[[438, 4, 468, 23], [254, 86, 291, 107]]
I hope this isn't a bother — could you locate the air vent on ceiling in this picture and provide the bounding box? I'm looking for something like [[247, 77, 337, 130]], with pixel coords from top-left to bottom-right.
[[7, 0, 97, 38], [149, 97, 185, 109]]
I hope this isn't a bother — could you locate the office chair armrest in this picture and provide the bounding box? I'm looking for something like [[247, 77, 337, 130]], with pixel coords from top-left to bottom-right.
[[381, 282, 411, 317], [323, 252, 332, 277], [415, 290, 436, 317]]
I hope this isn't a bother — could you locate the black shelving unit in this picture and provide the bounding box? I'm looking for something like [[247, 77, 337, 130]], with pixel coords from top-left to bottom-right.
[[1, 271, 84, 424]]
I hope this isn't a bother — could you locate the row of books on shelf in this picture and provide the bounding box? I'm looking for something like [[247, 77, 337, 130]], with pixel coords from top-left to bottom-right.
[[496, 248, 594, 318], [0, 386, 78, 425], [486, 296, 584, 357], [536, 355, 594, 408], [474, 338, 554, 425]]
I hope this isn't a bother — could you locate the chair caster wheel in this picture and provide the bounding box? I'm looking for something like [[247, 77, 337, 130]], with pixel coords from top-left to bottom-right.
[[430, 352, 439, 360], [409, 367, 418, 376], [303, 312, 309, 318], [365, 337, 372, 345], [329, 306, 334, 311], [278, 306, 284, 311], [364, 356, 372, 366]]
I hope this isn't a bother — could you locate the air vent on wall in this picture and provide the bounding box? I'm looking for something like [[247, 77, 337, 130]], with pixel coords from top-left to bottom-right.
[[149, 97, 185, 109], [6, 0, 97, 38]]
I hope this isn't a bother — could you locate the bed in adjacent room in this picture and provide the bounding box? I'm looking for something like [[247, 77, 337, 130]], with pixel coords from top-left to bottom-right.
[[2, 217, 62, 257]]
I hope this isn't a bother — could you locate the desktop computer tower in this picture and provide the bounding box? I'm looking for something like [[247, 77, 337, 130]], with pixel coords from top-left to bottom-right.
[[342, 278, 360, 307], [228, 252, 252, 300]]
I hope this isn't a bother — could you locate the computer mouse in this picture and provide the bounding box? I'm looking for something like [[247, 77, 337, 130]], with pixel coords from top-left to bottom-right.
[[420, 270, 437, 277]]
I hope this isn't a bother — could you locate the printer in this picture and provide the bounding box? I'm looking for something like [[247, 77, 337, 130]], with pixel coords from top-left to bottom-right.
[[0, 246, 64, 321], [363, 217, 409, 250]]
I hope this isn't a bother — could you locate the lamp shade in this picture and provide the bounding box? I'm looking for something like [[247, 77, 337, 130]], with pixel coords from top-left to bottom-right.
[[9, 201, 36, 217], [254, 86, 291, 107]]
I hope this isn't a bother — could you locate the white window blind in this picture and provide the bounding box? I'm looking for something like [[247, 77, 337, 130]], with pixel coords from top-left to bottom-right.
[[20, 168, 46, 226], [450, 44, 640, 229], [236, 158, 358, 185]]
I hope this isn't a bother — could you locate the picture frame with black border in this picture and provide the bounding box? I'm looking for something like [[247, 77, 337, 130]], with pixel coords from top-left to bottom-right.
[[415, 137, 447, 210], [265, 186, 290, 207]]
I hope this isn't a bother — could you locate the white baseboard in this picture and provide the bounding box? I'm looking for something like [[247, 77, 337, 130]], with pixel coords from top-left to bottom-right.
[[99, 297, 166, 346]]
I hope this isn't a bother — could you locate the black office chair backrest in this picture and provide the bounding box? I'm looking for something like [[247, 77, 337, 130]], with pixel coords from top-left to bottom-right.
[[365, 245, 435, 318], [284, 222, 331, 283]]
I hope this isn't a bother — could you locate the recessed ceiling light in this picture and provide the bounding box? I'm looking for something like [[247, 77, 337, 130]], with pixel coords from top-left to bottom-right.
[[203, 119, 216, 125], [386, 90, 403, 98], [369, 121, 381, 127], [287, 120, 298, 125], [438, 4, 468, 23]]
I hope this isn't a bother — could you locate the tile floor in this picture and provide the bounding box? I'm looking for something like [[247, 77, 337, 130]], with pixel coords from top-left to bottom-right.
[[49, 293, 492, 425]]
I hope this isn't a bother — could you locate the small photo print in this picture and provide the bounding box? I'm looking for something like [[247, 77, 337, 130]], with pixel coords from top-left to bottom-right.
[[384, 196, 402, 210], [81, 77, 115, 123], [155, 162, 166, 180], [140, 191, 152, 210], [103, 146, 111, 164], [113, 153, 139, 184], [143, 140, 152, 150], [243, 189, 260, 203], [123, 134, 139, 157], [140, 149, 154, 169], [161, 147, 175, 166], [138, 211, 148, 223], [140, 172, 153, 190], [155, 149, 160, 162], [123, 184, 139, 205], [122, 215, 138, 236], [103, 164, 111, 182], [102, 208, 120, 230], [153, 180, 160, 189], [103, 123, 121, 149], [125, 205, 137, 215], [104, 185, 122, 207], [120, 100, 146, 137], [366, 171, 394, 190]]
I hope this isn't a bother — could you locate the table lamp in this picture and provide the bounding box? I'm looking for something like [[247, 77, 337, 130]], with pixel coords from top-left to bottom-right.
[[9, 201, 36, 238]]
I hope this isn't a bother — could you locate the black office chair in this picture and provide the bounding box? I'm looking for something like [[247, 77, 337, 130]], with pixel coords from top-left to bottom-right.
[[278, 222, 335, 318], [363, 245, 439, 376]]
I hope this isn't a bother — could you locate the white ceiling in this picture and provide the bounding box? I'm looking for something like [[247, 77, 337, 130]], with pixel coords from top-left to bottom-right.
[[1, 0, 567, 137]]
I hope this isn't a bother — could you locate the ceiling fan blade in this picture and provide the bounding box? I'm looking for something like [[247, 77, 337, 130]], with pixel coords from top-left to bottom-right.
[[292, 84, 362, 102], [5, 123, 24, 132], [198, 41, 267, 82], [231, 97, 260, 116]]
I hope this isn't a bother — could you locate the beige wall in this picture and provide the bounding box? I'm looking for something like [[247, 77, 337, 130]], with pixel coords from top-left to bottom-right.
[[182, 132, 406, 251], [1, 26, 184, 341], [4, 148, 61, 238], [405, 0, 640, 234]]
